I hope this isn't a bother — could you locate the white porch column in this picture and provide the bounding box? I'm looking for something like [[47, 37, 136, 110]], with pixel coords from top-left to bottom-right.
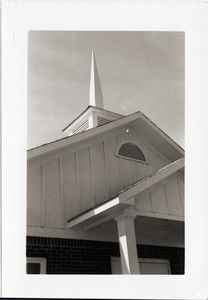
[[114, 214, 140, 274]]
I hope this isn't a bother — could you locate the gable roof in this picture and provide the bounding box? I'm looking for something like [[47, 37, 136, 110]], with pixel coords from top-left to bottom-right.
[[62, 105, 123, 133], [27, 109, 184, 162]]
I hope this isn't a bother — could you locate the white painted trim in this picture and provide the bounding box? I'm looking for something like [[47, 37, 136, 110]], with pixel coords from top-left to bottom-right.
[[117, 136, 125, 189], [63, 110, 92, 134], [177, 176, 184, 213], [138, 258, 171, 274], [82, 212, 121, 231], [41, 165, 46, 227], [164, 183, 172, 215], [75, 152, 81, 213], [27, 125, 128, 168], [59, 158, 65, 228], [128, 127, 171, 164], [119, 158, 184, 203], [26, 257, 46, 274], [103, 140, 111, 198], [123, 208, 184, 222], [26, 226, 184, 248], [111, 257, 171, 275], [115, 214, 140, 274], [28, 111, 184, 160], [66, 159, 184, 229], [150, 192, 155, 213], [89, 146, 96, 207], [66, 197, 120, 229], [115, 139, 149, 164]]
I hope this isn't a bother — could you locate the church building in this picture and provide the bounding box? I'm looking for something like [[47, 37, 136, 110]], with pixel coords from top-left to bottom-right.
[[26, 51, 185, 275]]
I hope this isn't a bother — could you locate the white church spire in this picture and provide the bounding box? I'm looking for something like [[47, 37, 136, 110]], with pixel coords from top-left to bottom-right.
[[62, 51, 124, 136], [89, 50, 104, 109]]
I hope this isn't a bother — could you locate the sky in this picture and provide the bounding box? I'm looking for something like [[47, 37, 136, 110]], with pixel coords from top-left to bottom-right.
[[28, 31, 184, 150]]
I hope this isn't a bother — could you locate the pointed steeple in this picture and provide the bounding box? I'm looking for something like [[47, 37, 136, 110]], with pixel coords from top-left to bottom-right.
[[62, 51, 124, 136], [89, 50, 104, 109]]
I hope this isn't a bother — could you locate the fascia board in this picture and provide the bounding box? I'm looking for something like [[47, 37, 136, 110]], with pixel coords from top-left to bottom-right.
[[27, 111, 142, 160], [119, 157, 185, 203], [66, 158, 184, 230], [138, 114, 184, 156], [66, 197, 133, 230], [62, 108, 93, 133], [28, 111, 184, 160]]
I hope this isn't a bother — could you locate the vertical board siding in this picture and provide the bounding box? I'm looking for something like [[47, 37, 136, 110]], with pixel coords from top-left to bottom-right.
[[145, 146, 158, 174], [120, 158, 135, 188], [135, 173, 184, 218], [45, 160, 63, 228], [62, 153, 79, 222], [178, 176, 184, 213], [105, 136, 121, 196], [91, 142, 108, 205], [164, 184, 172, 215], [27, 128, 175, 228], [103, 141, 111, 198], [59, 158, 65, 228], [157, 155, 167, 169], [134, 161, 146, 182], [89, 147, 96, 207], [117, 131, 129, 142], [78, 147, 92, 213], [27, 166, 42, 226], [166, 176, 183, 216], [135, 193, 153, 212], [151, 185, 169, 214], [41, 165, 46, 227]]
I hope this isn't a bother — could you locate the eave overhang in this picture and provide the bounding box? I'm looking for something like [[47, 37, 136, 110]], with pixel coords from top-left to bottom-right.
[[66, 157, 185, 231], [28, 110, 184, 162], [62, 105, 124, 132]]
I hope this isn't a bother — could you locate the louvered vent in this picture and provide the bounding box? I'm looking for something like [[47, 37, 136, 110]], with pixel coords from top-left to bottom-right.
[[118, 143, 146, 161], [73, 119, 89, 134], [97, 116, 111, 126]]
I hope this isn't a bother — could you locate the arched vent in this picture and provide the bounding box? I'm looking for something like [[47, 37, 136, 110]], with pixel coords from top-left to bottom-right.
[[118, 143, 146, 162]]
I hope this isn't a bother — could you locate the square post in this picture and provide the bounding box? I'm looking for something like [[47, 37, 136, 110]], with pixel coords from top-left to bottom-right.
[[114, 214, 140, 274]]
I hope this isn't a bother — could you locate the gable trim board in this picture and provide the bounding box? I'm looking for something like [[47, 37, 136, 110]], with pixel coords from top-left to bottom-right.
[[62, 105, 124, 135], [28, 110, 184, 162], [66, 157, 184, 230]]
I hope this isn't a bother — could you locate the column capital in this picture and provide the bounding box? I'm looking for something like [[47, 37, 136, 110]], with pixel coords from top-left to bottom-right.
[[114, 213, 136, 223]]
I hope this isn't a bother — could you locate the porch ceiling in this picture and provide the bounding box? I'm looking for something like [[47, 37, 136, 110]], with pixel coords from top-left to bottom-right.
[[88, 216, 184, 248]]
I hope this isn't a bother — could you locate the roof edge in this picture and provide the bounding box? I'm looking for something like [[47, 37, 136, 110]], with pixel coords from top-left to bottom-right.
[[67, 157, 184, 223], [28, 110, 184, 160]]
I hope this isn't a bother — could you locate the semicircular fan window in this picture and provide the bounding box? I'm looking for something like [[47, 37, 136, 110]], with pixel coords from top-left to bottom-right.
[[118, 143, 146, 162]]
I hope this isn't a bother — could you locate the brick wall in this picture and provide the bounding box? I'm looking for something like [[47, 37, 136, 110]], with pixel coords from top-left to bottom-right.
[[26, 237, 184, 274]]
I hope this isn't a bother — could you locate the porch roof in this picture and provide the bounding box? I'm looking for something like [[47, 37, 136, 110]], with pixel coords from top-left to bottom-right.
[[67, 157, 184, 231]]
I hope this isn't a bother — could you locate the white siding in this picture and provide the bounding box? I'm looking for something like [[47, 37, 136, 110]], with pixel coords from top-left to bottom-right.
[[91, 142, 109, 205], [135, 173, 184, 218], [27, 166, 42, 226], [27, 127, 176, 229], [62, 153, 79, 221], [105, 136, 121, 196], [45, 160, 63, 228], [78, 147, 93, 212]]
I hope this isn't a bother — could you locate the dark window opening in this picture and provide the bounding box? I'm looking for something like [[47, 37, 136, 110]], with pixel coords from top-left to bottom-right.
[[27, 262, 41, 274], [118, 143, 146, 161]]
